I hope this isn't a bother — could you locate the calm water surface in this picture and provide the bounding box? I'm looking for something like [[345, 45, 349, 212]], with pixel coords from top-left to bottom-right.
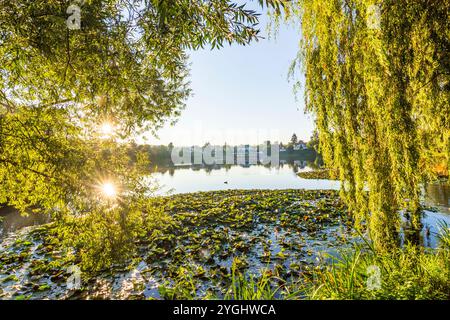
[[152, 163, 450, 248], [1, 163, 449, 244], [0, 164, 449, 299], [153, 163, 340, 194]]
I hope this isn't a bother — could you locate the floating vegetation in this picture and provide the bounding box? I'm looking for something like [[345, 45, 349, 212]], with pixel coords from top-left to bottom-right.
[[0, 189, 355, 300], [297, 170, 337, 180]]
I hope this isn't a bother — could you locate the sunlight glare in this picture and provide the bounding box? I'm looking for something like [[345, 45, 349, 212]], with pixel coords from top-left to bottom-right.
[[100, 182, 117, 198], [99, 122, 114, 137]]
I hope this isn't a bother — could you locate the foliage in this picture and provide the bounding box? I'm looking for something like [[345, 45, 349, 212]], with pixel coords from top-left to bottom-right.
[[306, 130, 324, 166], [128, 143, 173, 166], [436, 221, 450, 251], [282, 0, 450, 250], [0, 0, 285, 228], [290, 133, 298, 145], [306, 130, 319, 153], [158, 265, 200, 300], [55, 196, 174, 271], [225, 259, 280, 300]]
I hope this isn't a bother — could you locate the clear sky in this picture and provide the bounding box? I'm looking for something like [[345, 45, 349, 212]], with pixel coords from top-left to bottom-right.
[[141, 5, 314, 147]]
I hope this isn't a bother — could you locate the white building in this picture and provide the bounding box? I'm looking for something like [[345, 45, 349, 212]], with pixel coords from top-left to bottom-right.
[[293, 142, 307, 151]]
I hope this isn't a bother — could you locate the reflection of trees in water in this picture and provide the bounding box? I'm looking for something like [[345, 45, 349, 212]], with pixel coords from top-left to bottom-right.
[[402, 182, 449, 247], [147, 165, 449, 212], [279, 160, 308, 173], [424, 183, 450, 207], [0, 207, 50, 236], [152, 158, 314, 175]]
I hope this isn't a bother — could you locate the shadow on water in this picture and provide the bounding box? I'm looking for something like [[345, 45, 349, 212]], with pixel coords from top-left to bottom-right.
[[424, 182, 450, 210], [0, 206, 50, 239]]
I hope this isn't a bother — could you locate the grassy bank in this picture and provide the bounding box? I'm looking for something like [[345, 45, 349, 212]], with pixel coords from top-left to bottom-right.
[[303, 237, 450, 300]]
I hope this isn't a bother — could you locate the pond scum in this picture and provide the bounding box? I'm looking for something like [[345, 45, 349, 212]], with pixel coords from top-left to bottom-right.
[[0, 190, 449, 300]]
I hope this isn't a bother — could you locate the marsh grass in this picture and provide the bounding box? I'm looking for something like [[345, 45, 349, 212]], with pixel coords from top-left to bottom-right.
[[158, 266, 199, 300], [307, 246, 449, 299], [225, 223, 450, 300], [224, 259, 281, 300], [436, 221, 450, 250]]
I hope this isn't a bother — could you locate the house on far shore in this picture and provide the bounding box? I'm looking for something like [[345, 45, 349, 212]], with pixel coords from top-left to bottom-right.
[[293, 141, 308, 151], [280, 145, 287, 152]]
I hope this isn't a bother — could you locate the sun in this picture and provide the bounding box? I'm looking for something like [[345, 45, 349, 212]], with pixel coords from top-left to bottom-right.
[[100, 182, 117, 198], [99, 122, 115, 138]]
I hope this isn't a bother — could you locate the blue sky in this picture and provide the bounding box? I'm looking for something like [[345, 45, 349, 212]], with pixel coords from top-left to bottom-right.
[[142, 5, 314, 146]]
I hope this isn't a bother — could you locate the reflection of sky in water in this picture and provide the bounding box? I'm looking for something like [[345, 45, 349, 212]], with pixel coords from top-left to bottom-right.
[[153, 164, 341, 195], [421, 210, 450, 248]]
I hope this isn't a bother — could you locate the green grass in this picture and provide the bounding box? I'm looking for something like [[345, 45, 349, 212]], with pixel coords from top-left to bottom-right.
[[307, 244, 449, 299], [227, 223, 450, 300], [224, 259, 281, 300]]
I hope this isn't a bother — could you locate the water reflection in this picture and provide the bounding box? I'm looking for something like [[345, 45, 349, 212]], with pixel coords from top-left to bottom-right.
[[0, 206, 50, 238], [153, 159, 314, 176], [1, 162, 449, 248], [151, 163, 450, 248], [424, 182, 450, 210], [153, 162, 340, 195]]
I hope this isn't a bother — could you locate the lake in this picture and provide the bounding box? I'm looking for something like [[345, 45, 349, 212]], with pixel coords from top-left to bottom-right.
[[1, 161, 449, 246], [151, 162, 450, 248], [153, 162, 340, 195], [0, 162, 449, 299], [152, 163, 449, 210]]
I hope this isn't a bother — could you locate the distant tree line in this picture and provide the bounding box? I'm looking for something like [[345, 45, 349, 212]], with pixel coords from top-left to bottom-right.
[[127, 135, 320, 167]]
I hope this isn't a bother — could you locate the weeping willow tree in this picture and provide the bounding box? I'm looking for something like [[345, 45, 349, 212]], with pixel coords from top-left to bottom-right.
[[283, 0, 449, 251]]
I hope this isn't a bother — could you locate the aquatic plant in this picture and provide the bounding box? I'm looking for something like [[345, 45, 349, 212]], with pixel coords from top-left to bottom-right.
[[0, 189, 350, 299], [302, 227, 450, 300], [298, 170, 337, 180]]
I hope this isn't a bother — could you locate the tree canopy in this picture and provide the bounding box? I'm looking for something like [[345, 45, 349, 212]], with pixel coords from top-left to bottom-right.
[[0, 0, 284, 212], [0, 0, 286, 268], [284, 0, 449, 250], [290, 133, 298, 145]]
